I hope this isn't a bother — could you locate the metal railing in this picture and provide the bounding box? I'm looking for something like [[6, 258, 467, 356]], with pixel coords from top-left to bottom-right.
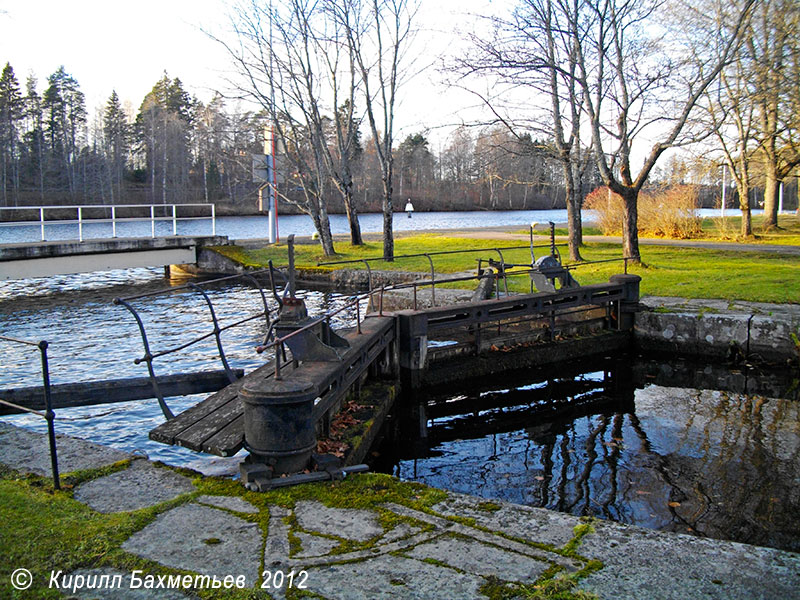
[[0, 203, 216, 242], [318, 242, 563, 303], [256, 290, 374, 381], [362, 255, 630, 312], [0, 335, 60, 489], [114, 269, 281, 420], [320, 236, 632, 310]]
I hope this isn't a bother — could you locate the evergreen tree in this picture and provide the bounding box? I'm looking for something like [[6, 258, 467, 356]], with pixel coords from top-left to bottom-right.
[[21, 75, 45, 201], [103, 90, 130, 202], [136, 73, 194, 203], [0, 63, 23, 205], [42, 66, 86, 198]]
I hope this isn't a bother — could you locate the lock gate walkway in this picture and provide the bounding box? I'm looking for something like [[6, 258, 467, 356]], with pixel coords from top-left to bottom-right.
[[148, 275, 640, 462], [150, 315, 396, 457]]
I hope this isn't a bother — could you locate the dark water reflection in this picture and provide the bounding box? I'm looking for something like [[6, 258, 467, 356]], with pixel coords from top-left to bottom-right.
[[375, 356, 800, 552]]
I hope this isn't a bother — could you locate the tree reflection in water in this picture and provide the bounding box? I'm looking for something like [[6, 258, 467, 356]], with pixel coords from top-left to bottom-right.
[[375, 355, 800, 552]]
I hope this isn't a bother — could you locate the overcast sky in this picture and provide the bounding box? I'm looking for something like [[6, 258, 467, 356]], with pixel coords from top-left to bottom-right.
[[0, 0, 499, 145]]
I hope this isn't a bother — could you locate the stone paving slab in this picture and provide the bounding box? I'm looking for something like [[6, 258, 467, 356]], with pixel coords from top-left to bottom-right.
[[579, 518, 800, 600], [0, 422, 132, 475], [404, 534, 551, 581], [294, 500, 384, 541], [74, 458, 196, 513], [295, 532, 341, 558], [3, 423, 800, 599], [196, 494, 258, 514], [432, 491, 578, 548], [66, 568, 196, 599], [122, 503, 263, 587], [302, 553, 486, 600]]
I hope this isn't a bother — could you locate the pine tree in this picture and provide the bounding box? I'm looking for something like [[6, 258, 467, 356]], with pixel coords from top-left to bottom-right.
[[103, 90, 130, 202], [0, 63, 23, 205]]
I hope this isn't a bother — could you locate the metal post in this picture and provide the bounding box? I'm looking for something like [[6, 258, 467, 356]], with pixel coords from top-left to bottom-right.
[[188, 283, 238, 384], [40, 207, 45, 241], [362, 260, 373, 293], [113, 298, 175, 420], [424, 254, 435, 306], [356, 299, 362, 334], [721, 165, 727, 218], [287, 234, 296, 298], [494, 249, 509, 296], [172, 204, 177, 236], [78, 207, 83, 242], [150, 206, 155, 238], [38, 341, 60, 490], [274, 341, 283, 380], [211, 204, 216, 236], [112, 206, 117, 238]]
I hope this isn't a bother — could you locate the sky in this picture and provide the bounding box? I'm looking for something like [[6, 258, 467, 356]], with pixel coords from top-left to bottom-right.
[[0, 0, 498, 145]]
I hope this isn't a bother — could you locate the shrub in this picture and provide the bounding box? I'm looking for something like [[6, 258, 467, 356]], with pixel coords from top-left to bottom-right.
[[584, 186, 625, 235], [584, 185, 702, 238]]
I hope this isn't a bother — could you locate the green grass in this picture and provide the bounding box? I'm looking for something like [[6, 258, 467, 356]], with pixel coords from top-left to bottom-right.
[[558, 244, 799, 304], [214, 233, 799, 304], [696, 214, 800, 245], [528, 214, 800, 245]]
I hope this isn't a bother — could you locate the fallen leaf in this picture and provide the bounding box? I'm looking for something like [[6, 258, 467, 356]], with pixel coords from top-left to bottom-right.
[[668, 501, 681, 508]]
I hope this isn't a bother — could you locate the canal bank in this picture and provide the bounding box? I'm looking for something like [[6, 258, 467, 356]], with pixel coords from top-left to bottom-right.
[[1, 421, 798, 600]]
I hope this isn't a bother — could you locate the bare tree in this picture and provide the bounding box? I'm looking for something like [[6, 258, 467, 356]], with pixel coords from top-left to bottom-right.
[[220, 0, 340, 254], [573, 0, 755, 262], [457, 0, 590, 260], [699, 20, 759, 237], [346, 0, 418, 261], [746, 0, 800, 228]]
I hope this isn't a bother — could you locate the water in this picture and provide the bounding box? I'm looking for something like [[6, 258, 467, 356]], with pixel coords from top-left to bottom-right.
[[0, 208, 758, 244], [0, 267, 367, 473], [374, 355, 800, 552]]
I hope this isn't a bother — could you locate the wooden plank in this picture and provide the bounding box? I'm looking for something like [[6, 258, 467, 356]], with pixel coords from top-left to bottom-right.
[[172, 395, 247, 452], [151, 361, 277, 448], [202, 414, 245, 457], [0, 369, 243, 415], [149, 315, 395, 456], [149, 375, 248, 445]]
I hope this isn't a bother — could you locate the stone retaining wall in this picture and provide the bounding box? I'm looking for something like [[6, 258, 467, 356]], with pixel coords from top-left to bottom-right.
[[635, 297, 799, 363]]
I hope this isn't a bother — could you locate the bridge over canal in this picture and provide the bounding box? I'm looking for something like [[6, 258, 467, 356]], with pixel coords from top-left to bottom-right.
[[0, 203, 226, 280]]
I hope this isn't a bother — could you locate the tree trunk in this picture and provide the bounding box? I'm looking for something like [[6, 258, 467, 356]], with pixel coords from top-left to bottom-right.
[[762, 168, 779, 228], [563, 161, 583, 261], [343, 186, 363, 245], [382, 175, 394, 261], [621, 188, 641, 263], [736, 181, 752, 237], [310, 203, 336, 256]]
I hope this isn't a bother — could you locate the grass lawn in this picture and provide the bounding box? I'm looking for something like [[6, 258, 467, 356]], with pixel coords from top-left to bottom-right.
[[213, 233, 799, 304], [697, 214, 800, 245]]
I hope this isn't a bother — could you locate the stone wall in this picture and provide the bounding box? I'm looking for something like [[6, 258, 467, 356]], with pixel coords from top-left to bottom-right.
[[635, 297, 799, 364]]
